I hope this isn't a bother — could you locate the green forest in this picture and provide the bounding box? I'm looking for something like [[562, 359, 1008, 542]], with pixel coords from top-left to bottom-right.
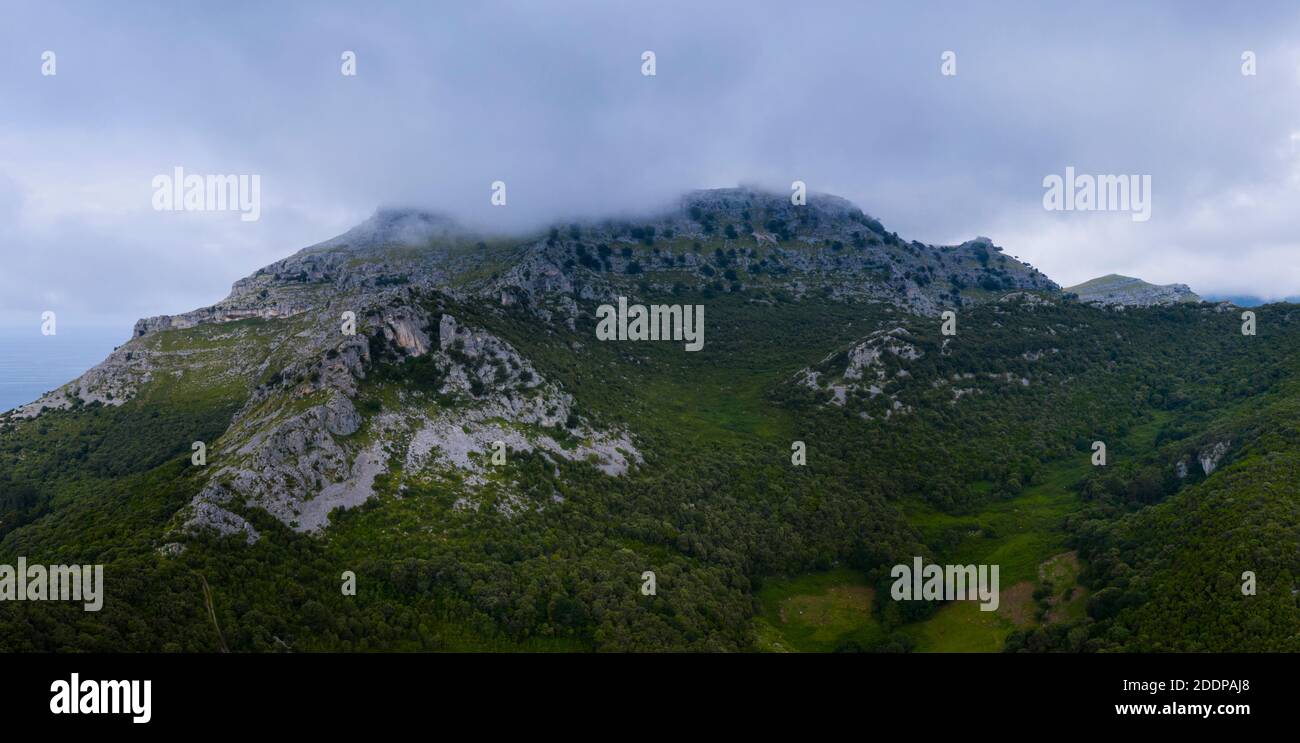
[[3, 279, 1297, 652]]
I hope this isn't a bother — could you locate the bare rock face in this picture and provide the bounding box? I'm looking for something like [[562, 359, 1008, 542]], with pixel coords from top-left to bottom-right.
[[186, 392, 360, 537], [438, 313, 462, 353], [184, 501, 260, 545], [173, 296, 403, 540], [380, 308, 432, 356], [1199, 440, 1231, 475], [841, 328, 924, 381], [173, 297, 639, 543], [435, 312, 547, 398], [795, 327, 921, 411], [402, 400, 639, 494]]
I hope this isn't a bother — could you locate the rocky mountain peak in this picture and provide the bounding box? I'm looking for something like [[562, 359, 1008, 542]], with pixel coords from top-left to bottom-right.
[[308, 207, 467, 252]]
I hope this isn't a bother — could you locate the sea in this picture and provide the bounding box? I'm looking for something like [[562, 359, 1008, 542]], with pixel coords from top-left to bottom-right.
[[0, 325, 132, 413]]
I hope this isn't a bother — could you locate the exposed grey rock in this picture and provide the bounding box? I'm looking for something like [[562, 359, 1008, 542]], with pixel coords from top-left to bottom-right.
[[183, 501, 260, 545], [1199, 440, 1231, 475], [174, 299, 638, 540], [1065, 274, 1201, 308], [134, 302, 307, 339], [792, 326, 926, 418], [380, 308, 431, 357]]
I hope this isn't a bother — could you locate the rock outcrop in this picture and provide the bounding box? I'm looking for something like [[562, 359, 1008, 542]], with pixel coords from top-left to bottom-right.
[[176, 299, 639, 542], [1065, 274, 1201, 308], [1198, 440, 1230, 475]]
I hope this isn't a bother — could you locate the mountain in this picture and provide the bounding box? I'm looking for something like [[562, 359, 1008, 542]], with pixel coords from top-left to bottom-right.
[[11, 188, 1059, 541], [132, 188, 1057, 339], [1201, 294, 1300, 307], [1064, 273, 1201, 307], [2, 187, 1297, 653]]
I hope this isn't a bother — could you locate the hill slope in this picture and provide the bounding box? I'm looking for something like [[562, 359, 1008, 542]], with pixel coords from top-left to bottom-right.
[[1, 189, 1296, 652], [1065, 273, 1201, 307]]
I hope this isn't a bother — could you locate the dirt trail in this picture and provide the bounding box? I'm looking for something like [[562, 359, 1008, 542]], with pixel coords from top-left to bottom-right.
[[197, 572, 230, 653]]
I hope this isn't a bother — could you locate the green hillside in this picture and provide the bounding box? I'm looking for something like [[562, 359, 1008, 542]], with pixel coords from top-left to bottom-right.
[[1, 191, 1295, 652]]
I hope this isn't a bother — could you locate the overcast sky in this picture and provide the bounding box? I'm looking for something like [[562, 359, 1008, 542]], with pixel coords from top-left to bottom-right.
[[2, 0, 1299, 329]]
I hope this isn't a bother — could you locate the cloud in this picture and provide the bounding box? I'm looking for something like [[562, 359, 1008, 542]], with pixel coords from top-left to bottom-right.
[[1, 0, 1299, 326]]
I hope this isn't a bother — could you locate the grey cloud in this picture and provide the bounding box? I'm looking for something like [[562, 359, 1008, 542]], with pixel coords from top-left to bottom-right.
[[2, 0, 1300, 327]]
